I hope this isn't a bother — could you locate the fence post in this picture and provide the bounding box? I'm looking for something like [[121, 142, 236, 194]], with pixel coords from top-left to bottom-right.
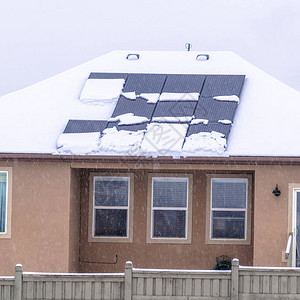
[[125, 261, 133, 300], [231, 258, 239, 300], [14, 264, 23, 300]]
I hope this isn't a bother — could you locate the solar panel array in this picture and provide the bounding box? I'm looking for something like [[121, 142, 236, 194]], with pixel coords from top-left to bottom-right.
[[64, 73, 245, 152]]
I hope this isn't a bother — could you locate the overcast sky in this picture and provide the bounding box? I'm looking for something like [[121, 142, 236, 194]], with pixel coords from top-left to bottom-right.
[[0, 0, 299, 96]]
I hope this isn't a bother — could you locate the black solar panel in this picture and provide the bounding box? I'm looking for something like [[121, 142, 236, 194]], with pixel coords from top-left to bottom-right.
[[152, 101, 197, 120], [187, 122, 232, 139], [63, 120, 107, 133], [106, 121, 148, 132], [112, 96, 155, 119], [201, 75, 245, 97], [88, 73, 128, 80], [122, 73, 166, 94], [63, 73, 246, 152], [194, 97, 238, 122], [162, 74, 206, 93]]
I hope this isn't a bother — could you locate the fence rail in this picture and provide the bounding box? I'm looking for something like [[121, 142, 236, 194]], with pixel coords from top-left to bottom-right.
[[1, 259, 300, 299]]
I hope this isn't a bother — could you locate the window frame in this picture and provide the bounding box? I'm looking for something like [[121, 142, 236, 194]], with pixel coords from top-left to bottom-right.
[[206, 174, 252, 245], [88, 172, 134, 243], [147, 173, 193, 244], [0, 167, 12, 239]]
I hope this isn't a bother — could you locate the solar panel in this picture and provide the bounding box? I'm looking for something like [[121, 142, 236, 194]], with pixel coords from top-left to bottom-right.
[[194, 97, 238, 122], [152, 101, 197, 120], [122, 73, 166, 94], [201, 75, 245, 97], [162, 74, 206, 93], [63, 120, 108, 133], [106, 121, 148, 132], [186, 122, 232, 139], [88, 73, 128, 80], [112, 96, 155, 119]]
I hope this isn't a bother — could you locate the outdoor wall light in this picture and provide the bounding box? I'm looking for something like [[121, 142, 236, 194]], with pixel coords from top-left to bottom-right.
[[272, 184, 281, 197]]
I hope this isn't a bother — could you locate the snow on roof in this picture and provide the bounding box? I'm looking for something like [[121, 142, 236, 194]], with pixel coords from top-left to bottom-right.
[[0, 50, 300, 157]]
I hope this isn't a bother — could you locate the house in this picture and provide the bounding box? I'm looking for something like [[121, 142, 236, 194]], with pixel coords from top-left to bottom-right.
[[0, 50, 300, 276]]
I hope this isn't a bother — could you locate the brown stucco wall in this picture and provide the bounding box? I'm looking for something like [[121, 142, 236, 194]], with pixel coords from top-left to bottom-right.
[[0, 160, 73, 275], [1, 157, 299, 275], [252, 165, 300, 267], [68, 168, 81, 272], [78, 167, 254, 273]]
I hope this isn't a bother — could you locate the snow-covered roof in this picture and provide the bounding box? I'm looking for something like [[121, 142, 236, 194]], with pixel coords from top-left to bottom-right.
[[0, 50, 300, 157]]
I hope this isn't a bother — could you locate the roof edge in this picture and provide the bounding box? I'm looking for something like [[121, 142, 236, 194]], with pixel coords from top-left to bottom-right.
[[1, 153, 300, 166]]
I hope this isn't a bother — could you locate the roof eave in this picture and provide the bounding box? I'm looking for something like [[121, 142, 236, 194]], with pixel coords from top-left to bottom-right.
[[1, 153, 300, 166]]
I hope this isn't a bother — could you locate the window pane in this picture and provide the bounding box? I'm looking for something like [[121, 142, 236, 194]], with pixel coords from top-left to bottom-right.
[[0, 172, 7, 233], [94, 177, 128, 207], [212, 211, 245, 239], [212, 179, 247, 209], [153, 210, 186, 238], [153, 178, 187, 207], [94, 209, 127, 237]]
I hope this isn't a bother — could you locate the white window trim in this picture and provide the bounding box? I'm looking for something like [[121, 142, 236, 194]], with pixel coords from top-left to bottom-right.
[[206, 174, 252, 245], [0, 167, 12, 239], [88, 173, 134, 243], [147, 173, 193, 244]]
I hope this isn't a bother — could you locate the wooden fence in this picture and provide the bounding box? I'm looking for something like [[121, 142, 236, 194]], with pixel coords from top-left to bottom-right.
[[1, 259, 300, 299]]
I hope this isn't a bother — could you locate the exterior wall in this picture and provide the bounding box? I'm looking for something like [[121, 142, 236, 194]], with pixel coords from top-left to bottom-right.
[[78, 167, 254, 273], [252, 165, 300, 267], [0, 160, 73, 275], [1, 157, 300, 275], [68, 168, 81, 272]]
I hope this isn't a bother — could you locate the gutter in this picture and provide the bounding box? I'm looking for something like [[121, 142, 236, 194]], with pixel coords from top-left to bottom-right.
[[1, 153, 300, 166]]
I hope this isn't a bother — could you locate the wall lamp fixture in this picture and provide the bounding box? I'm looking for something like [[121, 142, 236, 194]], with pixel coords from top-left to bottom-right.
[[272, 184, 281, 197]]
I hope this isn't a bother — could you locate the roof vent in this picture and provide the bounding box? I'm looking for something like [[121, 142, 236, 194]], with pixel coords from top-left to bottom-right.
[[126, 54, 140, 60], [196, 54, 209, 61]]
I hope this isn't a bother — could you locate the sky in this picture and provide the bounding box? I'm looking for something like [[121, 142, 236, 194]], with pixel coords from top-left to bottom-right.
[[0, 0, 299, 96]]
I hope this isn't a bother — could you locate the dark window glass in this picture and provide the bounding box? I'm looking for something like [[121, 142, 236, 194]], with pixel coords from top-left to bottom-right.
[[153, 178, 187, 207], [212, 211, 245, 239], [0, 172, 7, 233], [94, 209, 127, 237], [212, 180, 247, 209], [153, 210, 186, 238], [94, 178, 128, 207]]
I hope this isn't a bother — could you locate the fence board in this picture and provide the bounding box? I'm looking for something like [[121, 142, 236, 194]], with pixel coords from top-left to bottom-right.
[[3, 262, 300, 299], [203, 278, 210, 296], [194, 278, 201, 296], [146, 278, 153, 296], [262, 275, 269, 294], [212, 279, 219, 297], [280, 276, 288, 294], [165, 278, 172, 296], [271, 275, 279, 294]]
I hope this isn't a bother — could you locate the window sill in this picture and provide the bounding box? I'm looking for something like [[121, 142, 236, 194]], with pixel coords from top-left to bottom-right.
[[205, 237, 251, 245], [146, 237, 192, 244], [88, 235, 133, 243]]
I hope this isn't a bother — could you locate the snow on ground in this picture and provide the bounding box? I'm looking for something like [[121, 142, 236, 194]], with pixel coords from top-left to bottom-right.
[[1, 50, 300, 157]]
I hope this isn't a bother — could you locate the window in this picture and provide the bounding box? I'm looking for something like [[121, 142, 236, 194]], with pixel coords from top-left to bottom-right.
[[0, 168, 12, 239], [206, 174, 251, 245], [147, 174, 192, 244], [89, 173, 133, 242]]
